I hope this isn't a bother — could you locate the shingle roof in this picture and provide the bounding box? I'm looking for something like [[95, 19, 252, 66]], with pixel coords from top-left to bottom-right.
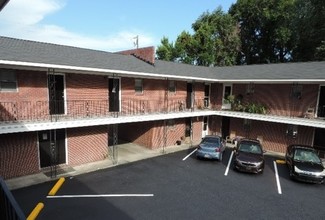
[[1, 36, 324, 82]]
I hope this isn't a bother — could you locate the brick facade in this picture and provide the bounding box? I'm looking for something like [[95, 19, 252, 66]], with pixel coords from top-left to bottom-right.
[[67, 126, 108, 166], [0, 132, 39, 179], [0, 67, 324, 179]]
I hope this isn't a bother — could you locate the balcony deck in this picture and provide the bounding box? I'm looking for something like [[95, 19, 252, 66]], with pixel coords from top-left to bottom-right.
[[1, 100, 325, 134]]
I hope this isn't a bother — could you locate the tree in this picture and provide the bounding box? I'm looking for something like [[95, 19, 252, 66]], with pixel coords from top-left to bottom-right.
[[156, 37, 178, 61], [156, 7, 240, 66], [192, 8, 240, 66], [229, 0, 296, 64], [292, 0, 325, 61]]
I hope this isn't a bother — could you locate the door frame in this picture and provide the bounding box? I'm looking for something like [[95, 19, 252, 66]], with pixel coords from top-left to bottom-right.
[[38, 129, 67, 168], [202, 116, 209, 138], [108, 77, 121, 112], [47, 73, 66, 115]]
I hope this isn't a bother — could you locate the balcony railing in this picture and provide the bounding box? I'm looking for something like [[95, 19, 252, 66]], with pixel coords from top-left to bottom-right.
[[0, 99, 211, 124]]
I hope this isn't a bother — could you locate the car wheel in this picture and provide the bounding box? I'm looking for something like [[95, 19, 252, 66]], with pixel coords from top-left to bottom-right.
[[289, 169, 294, 180], [219, 152, 223, 161]]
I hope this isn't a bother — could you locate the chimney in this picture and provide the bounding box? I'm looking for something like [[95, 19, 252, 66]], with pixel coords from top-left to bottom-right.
[[116, 46, 155, 65]]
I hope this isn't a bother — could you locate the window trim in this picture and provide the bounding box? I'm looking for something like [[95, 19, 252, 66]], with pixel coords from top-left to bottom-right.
[[0, 69, 18, 92], [135, 79, 143, 94], [168, 80, 176, 94]]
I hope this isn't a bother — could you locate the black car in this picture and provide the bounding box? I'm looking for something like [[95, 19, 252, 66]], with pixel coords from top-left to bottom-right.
[[285, 145, 325, 184], [233, 139, 265, 174]]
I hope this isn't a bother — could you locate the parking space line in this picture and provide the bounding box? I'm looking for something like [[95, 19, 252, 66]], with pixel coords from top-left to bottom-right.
[[182, 148, 197, 161], [47, 194, 154, 199], [224, 151, 234, 176], [273, 161, 282, 195]]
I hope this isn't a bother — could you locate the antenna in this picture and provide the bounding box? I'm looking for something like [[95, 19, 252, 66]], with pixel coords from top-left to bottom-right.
[[133, 35, 139, 49]]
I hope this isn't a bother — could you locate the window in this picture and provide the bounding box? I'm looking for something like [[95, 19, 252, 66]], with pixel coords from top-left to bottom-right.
[[0, 69, 17, 92], [168, 80, 176, 93], [286, 124, 298, 138], [291, 84, 302, 99], [135, 79, 143, 94], [167, 119, 175, 129], [246, 83, 255, 95]]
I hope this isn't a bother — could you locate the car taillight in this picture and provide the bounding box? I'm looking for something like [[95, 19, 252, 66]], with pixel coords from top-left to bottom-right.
[[215, 147, 220, 152]]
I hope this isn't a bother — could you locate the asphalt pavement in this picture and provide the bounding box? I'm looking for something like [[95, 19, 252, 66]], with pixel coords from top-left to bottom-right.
[[12, 147, 325, 220]]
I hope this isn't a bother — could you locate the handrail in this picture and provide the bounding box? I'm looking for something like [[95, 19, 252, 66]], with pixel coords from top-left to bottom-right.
[[0, 99, 211, 124], [0, 176, 25, 220]]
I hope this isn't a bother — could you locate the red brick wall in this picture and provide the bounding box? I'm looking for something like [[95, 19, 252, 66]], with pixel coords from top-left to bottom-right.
[[0, 132, 39, 179], [119, 122, 153, 148], [116, 46, 155, 64], [210, 83, 223, 109], [119, 117, 203, 149], [228, 117, 314, 153], [67, 126, 108, 166], [232, 83, 319, 117], [208, 116, 222, 135], [66, 73, 108, 100], [0, 70, 49, 121], [192, 117, 203, 140]]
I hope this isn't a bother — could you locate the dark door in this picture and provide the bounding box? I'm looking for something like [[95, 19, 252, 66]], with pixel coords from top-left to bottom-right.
[[204, 84, 210, 108], [221, 116, 230, 139], [186, 83, 193, 109], [109, 78, 120, 112], [39, 129, 66, 168], [185, 118, 192, 138], [48, 75, 65, 115], [318, 86, 325, 117]]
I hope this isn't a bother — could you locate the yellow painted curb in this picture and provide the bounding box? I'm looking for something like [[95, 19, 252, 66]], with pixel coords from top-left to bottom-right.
[[276, 160, 286, 164], [48, 177, 65, 196], [27, 202, 44, 220]]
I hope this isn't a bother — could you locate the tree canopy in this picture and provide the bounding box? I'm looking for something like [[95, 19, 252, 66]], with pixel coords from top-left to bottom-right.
[[156, 0, 325, 66]]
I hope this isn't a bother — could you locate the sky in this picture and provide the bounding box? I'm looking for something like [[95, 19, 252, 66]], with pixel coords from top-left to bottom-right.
[[0, 0, 236, 52]]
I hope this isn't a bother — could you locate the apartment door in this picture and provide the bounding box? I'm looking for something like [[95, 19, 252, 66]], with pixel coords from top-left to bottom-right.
[[204, 84, 210, 108], [202, 116, 208, 137], [48, 74, 65, 115], [38, 129, 66, 168], [317, 86, 325, 118], [221, 116, 230, 139], [109, 78, 120, 112], [185, 118, 192, 138], [222, 84, 232, 109], [186, 83, 193, 109]]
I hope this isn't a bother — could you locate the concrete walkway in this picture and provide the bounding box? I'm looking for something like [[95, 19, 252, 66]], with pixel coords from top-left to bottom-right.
[[5, 141, 198, 190]]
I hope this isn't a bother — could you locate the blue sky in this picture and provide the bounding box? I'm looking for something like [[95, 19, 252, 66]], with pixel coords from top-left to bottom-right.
[[0, 0, 235, 52]]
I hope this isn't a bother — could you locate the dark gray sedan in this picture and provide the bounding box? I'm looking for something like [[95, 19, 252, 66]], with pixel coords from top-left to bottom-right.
[[233, 139, 265, 174], [196, 135, 225, 161], [285, 144, 325, 184]]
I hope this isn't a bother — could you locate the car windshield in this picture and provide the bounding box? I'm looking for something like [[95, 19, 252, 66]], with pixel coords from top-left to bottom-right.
[[294, 149, 321, 163], [238, 142, 262, 154], [202, 137, 220, 146]]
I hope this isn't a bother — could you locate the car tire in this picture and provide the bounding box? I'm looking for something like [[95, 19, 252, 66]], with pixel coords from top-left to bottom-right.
[[219, 152, 223, 161], [289, 169, 294, 180]]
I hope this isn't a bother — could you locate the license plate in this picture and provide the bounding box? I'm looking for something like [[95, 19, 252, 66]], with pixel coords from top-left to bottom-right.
[[204, 154, 210, 158]]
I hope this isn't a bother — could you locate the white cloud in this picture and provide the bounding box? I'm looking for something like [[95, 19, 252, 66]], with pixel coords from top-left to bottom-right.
[[0, 0, 156, 52]]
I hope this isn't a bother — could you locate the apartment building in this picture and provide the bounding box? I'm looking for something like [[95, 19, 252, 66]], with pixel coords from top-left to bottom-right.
[[0, 36, 324, 180]]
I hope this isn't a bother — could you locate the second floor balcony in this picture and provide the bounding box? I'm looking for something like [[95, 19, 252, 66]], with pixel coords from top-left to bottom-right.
[[1, 98, 324, 134]]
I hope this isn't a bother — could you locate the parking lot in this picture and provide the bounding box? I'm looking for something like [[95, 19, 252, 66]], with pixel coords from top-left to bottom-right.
[[13, 147, 325, 220]]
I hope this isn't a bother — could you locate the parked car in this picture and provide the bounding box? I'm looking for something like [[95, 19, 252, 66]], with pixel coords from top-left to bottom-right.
[[196, 135, 225, 161], [233, 139, 265, 174], [285, 144, 325, 184]]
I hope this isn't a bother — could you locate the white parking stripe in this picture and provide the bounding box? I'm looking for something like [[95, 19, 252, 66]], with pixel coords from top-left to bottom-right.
[[182, 148, 198, 161], [273, 161, 282, 194], [47, 194, 154, 199], [224, 151, 234, 176]]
